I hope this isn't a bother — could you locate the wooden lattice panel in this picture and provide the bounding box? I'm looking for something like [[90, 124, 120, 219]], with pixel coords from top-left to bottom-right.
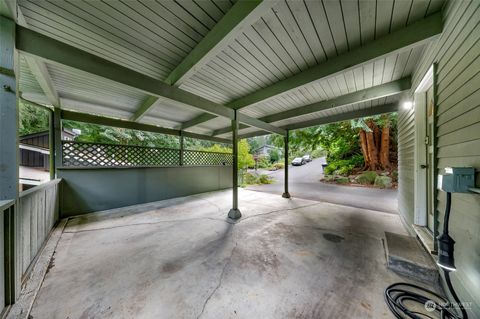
[[62, 141, 233, 168], [183, 150, 233, 166], [62, 141, 180, 167]]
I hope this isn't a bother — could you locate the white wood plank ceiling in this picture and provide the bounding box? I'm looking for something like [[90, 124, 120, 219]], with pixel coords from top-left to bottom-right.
[[17, 0, 444, 136]]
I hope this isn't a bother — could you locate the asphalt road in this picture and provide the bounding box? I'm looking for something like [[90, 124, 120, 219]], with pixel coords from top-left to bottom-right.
[[247, 157, 398, 214]]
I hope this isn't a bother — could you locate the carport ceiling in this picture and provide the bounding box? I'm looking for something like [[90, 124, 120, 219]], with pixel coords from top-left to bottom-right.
[[15, 0, 444, 139]]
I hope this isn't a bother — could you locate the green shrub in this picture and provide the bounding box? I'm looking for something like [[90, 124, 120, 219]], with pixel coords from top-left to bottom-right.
[[355, 171, 378, 184], [335, 176, 349, 184], [258, 174, 273, 184], [268, 149, 280, 163], [273, 162, 285, 170], [257, 156, 270, 169], [244, 173, 258, 185], [323, 175, 335, 182], [323, 154, 364, 176], [374, 176, 392, 188], [392, 170, 398, 181]]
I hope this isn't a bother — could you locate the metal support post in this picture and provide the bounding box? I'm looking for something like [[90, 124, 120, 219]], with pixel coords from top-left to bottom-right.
[[282, 130, 291, 198], [228, 110, 241, 219]]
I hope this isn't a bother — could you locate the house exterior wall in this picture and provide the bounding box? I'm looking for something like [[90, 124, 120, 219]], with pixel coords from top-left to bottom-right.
[[398, 1, 480, 316], [58, 166, 232, 217]]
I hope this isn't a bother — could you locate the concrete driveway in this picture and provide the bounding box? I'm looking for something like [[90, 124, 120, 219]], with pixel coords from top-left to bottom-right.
[[247, 158, 398, 214]]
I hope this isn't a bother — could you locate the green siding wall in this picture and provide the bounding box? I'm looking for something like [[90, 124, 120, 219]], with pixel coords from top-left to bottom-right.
[[398, 1, 480, 316], [58, 166, 232, 217]]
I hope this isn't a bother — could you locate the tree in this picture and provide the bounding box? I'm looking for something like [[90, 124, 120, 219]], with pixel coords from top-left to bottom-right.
[[268, 148, 280, 163], [238, 139, 254, 169], [200, 144, 231, 153], [351, 114, 396, 171], [19, 100, 49, 136]]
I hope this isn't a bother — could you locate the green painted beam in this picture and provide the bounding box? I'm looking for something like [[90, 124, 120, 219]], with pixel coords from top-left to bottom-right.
[[16, 26, 282, 134], [165, 0, 263, 86], [213, 77, 410, 136], [180, 112, 219, 130], [24, 56, 60, 107], [61, 109, 231, 144], [238, 103, 399, 139], [130, 95, 159, 122], [181, 113, 217, 130], [181, 12, 442, 129], [238, 113, 286, 135]]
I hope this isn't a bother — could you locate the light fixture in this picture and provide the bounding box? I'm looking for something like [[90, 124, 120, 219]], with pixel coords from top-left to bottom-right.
[[402, 101, 413, 110]]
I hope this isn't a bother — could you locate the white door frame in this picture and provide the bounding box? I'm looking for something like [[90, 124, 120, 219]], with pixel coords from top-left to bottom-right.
[[414, 65, 434, 227]]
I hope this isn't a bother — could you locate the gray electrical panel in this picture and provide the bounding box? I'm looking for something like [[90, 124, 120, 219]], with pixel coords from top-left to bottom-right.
[[437, 167, 475, 193]]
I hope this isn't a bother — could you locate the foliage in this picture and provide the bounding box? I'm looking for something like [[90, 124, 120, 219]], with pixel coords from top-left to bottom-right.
[[63, 120, 180, 148], [311, 148, 326, 158], [268, 148, 280, 163], [246, 137, 261, 153], [355, 171, 378, 185], [242, 172, 273, 186], [374, 175, 393, 188], [323, 154, 364, 176], [238, 139, 255, 169], [19, 100, 49, 136], [256, 156, 271, 169], [258, 174, 273, 184], [243, 172, 258, 185], [336, 176, 349, 184], [200, 144, 232, 153], [272, 162, 285, 170]]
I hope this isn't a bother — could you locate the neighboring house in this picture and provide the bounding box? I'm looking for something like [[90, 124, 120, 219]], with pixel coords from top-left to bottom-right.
[[19, 129, 78, 191]]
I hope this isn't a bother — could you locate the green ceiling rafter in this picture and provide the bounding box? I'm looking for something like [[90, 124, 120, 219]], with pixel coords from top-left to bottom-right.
[[132, 0, 271, 123], [16, 26, 284, 135], [238, 103, 399, 139], [130, 95, 161, 122], [165, 0, 264, 86], [181, 11, 442, 130], [17, 5, 60, 108], [213, 77, 411, 136]]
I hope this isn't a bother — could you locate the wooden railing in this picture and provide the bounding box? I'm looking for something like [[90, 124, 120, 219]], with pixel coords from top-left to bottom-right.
[[1, 199, 15, 312], [16, 179, 61, 285], [0, 180, 61, 314]]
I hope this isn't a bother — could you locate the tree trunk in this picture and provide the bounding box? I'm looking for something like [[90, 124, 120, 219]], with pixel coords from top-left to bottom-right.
[[359, 130, 369, 170], [374, 125, 381, 151], [366, 120, 379, 170], [380, 126, 390, 169], [365, 130, 379, 170]]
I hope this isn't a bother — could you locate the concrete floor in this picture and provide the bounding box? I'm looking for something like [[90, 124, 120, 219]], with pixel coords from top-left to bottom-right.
[[31, 189, 426, 319]]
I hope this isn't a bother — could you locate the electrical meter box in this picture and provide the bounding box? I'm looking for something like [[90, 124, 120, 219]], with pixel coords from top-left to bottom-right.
[[437, 167, 475, 193]]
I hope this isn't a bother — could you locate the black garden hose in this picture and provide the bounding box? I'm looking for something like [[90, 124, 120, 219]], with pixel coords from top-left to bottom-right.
[[384, 275, 467, 319], [384, 191, 468, 319]]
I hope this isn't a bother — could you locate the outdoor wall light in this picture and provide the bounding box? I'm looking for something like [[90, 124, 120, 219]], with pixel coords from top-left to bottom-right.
[[402, 101, 413, 110]]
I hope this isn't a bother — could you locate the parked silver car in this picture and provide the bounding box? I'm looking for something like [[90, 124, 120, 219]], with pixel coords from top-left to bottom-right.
[[302, 154, 312, 162], [292, 157, 305, 166]]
